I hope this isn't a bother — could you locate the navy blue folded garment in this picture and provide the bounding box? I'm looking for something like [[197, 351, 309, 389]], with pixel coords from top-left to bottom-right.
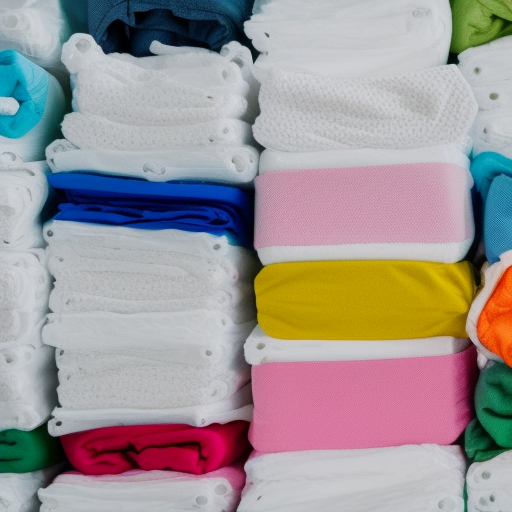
[[472, 152, 512, 264], [47, 174, 254, 247], [88, 0, 254, 57]]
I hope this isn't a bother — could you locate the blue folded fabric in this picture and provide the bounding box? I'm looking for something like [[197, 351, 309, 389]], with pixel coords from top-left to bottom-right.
[[472, 152, 512, 263], [88, 0, 254, 57], [47, 173, 254, 247], [0, 50, 49, 139]]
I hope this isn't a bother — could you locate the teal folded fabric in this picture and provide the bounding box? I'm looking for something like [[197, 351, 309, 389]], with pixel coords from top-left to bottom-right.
[[465, 361, 512, 462], [0, 50, 49, 139], [451, 0, 512, 54]]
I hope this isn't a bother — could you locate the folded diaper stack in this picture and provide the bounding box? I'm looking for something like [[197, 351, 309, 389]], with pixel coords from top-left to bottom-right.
[[0, 0, 72, 84], [463, 154, 512, 512], [235, 2, 480, 510], [39, 33, 261, 512], [458, 36, 512, 159], [0, 41, 64, 512]]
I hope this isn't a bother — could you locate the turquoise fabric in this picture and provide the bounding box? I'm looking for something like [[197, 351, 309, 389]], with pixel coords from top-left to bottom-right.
[[0, 50, 49, 139]]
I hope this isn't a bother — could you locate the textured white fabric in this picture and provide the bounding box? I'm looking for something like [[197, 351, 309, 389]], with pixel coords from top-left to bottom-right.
[[259, 145, 470, 173], [458, 36, 512, 111], [253, 65, 477, 152], [466, 451, 512, 512], [48, 383, 253, 436], [0, 73, 65, 162], [239, 445, 466, 512], [43, 311, 256, 357], [466, 254, 511, 363], [0, 0, 70, 75], [46, 140, 259, 185], [44, 221, 258, 323], [0, 344, 56, 431], [39, 466, 245, 512], [0, 464, 63, 512], [0, 155, 48, 250], [245, 326, 471, 365], [245, 0, 451, 81], [0, 250, 49, 349], [61, 34, 257, 122], [53, 343, 250, 411], [471, 109, 512, 159], [61, 113, 255, 152]]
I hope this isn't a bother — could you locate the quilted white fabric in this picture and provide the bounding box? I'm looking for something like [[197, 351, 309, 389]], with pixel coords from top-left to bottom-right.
[[253, 65, 477, 152]]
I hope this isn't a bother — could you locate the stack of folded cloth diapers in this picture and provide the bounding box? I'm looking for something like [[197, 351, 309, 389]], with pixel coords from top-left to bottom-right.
[[450, 29, 512, 512], [0, 18, 68, 512], [39, 28, 260, 512], [236, 1, 484, 511]]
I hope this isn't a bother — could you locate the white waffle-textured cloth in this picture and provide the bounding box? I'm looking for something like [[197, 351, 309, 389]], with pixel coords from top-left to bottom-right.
[[253, 65, 477, 152]]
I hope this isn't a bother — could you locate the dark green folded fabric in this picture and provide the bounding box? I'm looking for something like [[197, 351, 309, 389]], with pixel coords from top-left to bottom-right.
[[0, 425, 65, 473], [451, 0, 512, 54], [465, 361, 512, 462]]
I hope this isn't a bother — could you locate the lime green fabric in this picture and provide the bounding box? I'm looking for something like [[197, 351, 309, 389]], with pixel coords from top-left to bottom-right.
[[0, 424, 65, 473], [451, 0, 512, 54], [465, 361, 512, 462]]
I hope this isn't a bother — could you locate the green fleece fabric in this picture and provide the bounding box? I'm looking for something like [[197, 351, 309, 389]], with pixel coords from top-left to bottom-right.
[[0, 424, 65, 473], [465, 361, 512, 462], [451, 0, 512, 54]]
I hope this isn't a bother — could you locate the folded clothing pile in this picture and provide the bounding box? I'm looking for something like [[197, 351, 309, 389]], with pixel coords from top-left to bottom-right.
[[0, 155, 50, 250], [459, 37, 512, 159], [238, 445, 467, 512], [0, 48, 65, 162], [0, 0, 71, 79], [244, 0, 452, 80], [466, 450, 512, 512], [451, 0, 512, 54], [247, 326, 477, 451], [1, 464, 63, 512], [87, 0, 254, 57], [49, 33, 260, 185], [39, 464, 246, 512], [464, 360, 512, 512], [0, 424, 65, 512]]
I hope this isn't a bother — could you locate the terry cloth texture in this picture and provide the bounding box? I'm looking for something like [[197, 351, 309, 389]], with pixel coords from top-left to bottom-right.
[[39, 464, 246, 512], [43, 220, 258, 323], [46, 174, 254, 248], [466, 250, 512, 365], [252, 65, 477, 152], [1, 464, 64, 512], [88, 0, 254, 57], [451, 0, 512, 54], [60, 423, 250, 475], [245, 0, 451, 80], [53, 344, 250, 411], [255, 260, 479, 340], [0, 49, 65, 161], [239, 446, 466, 512], [466, 450, 512, 512], [0, 249, 50, 350], [254, 162, 474, 264], [61, 34, 257, 126], [0, 0, 71, 74], [47, 383, 253, 437], [0, 424, 64, 473], [0, 157, 49, 250], [0, 344, 57, 432], [249, 346, 477, 451]]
